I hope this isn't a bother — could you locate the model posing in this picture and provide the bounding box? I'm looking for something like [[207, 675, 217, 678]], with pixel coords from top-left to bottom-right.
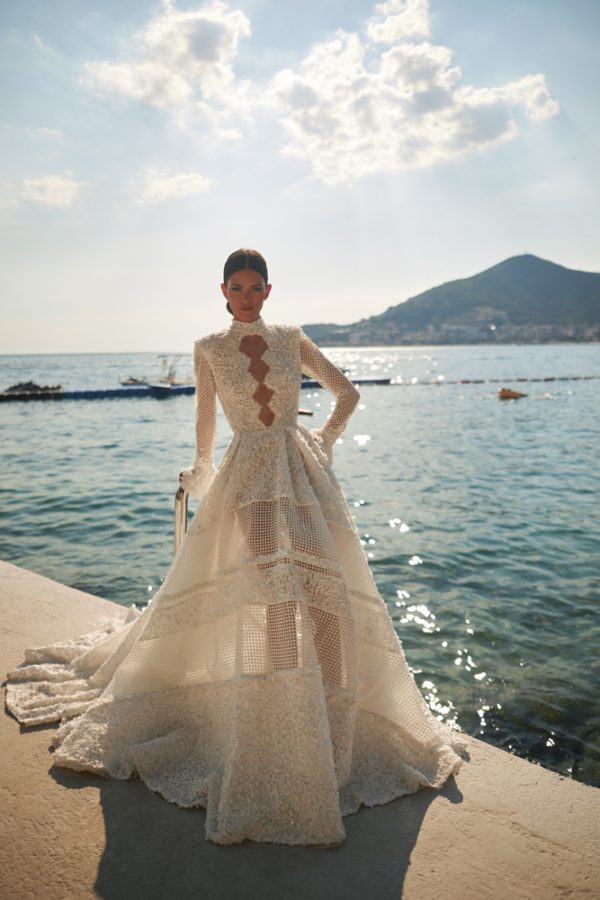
[[6, 249, 468, 847]]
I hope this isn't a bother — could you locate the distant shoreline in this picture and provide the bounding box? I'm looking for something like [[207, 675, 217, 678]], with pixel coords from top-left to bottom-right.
[[0, 338, 599, 358]]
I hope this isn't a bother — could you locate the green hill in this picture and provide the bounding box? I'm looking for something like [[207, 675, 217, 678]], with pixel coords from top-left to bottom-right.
[[302, 255, 600, 345]]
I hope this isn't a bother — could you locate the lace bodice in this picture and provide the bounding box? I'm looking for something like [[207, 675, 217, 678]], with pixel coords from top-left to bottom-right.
[[180, 316, 360, 498]]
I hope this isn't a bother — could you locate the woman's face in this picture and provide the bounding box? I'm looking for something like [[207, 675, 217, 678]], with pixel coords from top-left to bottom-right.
[[221, 268, 272, 322]]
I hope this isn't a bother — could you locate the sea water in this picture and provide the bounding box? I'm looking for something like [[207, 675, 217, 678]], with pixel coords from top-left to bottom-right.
[[1, 343, 599, 787]]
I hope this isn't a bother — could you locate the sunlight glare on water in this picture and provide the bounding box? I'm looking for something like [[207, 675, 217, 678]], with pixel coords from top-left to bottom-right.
[[0, 342, 599, 786]]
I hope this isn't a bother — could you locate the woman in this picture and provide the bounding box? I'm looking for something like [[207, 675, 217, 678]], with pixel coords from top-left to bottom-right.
[[6, 249, 467, 847]]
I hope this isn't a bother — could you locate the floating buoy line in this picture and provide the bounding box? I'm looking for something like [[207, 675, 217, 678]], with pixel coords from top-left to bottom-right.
[[0, 373, 597, 403], [371, 374, 600, 387]]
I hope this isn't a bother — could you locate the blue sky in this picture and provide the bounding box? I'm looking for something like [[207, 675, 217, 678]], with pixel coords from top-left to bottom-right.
[[1, 0, 598, 352]]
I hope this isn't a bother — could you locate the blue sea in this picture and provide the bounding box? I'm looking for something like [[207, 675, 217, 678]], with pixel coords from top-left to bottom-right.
[[1, 343, 599, 787]]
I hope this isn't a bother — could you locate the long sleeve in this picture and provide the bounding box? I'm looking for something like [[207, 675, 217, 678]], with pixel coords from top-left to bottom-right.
[[179, 342, 217, 499], [299, 329, 359, 462]]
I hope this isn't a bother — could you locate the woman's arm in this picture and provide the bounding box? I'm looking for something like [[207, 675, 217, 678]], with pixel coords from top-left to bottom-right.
[[179, 342, 217, 498], [299, 329, 360, 461]]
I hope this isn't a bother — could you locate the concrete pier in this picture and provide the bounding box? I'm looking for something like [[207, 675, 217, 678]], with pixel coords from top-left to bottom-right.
[[1, 559, 599, 899]]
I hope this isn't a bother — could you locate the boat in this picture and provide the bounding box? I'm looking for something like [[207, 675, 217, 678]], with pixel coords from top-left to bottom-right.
[[0, 381, 64, 401], [120, 355, 193, 391], [119, 376, 148, 386], [5, 380, 62, 393], [156, 355, 193, 386]]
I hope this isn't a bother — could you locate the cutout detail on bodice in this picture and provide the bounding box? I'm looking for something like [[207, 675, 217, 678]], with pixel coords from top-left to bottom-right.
[[239, 334, 275, 426]]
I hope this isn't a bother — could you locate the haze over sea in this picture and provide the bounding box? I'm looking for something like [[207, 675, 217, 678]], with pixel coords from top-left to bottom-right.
[[1, 342, 599, 787]]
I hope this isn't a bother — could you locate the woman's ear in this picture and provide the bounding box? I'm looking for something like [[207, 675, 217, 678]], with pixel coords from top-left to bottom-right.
[[220, 282, 228, 299], [264, 283, 272, 298]]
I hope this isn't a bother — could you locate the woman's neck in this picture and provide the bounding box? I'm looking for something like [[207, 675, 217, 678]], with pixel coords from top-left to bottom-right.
[[229, 315, 265, 330]]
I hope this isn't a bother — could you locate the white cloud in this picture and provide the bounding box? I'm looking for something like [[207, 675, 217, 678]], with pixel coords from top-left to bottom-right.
[[367, 0, 430, 42], [80, 0, 559, 185], [466, 73, 560, 123], [0, 181, 20, 211], [137, 167, 213, 204], [35, 127, 63, 139], [32, 33, 56, 56], [21, 175, 84, 208], [266, 1, 559, 185], [83, 0, 251, 131]]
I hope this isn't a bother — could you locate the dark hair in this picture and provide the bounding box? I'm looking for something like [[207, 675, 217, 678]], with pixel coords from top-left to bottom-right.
[[223, 248, 268, 285]]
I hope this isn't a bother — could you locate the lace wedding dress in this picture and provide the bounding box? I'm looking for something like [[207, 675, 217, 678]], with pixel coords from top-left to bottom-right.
[[6, 316, 467, 846]]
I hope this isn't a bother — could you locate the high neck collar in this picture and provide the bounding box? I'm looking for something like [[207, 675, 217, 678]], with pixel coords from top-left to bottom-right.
[[229, 315, 267, 333]]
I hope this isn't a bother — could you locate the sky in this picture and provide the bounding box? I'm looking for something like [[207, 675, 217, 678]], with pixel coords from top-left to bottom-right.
[[1, 0, 599, 353]]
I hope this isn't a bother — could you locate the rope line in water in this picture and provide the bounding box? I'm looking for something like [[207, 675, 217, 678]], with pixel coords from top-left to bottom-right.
[[381, 374, 600, 387], [0, 373, 598, 402]]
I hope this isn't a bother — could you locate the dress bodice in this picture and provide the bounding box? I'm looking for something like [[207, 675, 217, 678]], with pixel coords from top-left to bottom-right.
[[180, 315, 360, 499], [199, 317, 302, 433]]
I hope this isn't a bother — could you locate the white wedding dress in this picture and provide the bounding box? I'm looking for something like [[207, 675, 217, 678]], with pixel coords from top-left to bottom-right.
[[6, 316, 467, 846]]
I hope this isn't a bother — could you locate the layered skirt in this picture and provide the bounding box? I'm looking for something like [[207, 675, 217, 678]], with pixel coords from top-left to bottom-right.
[[6, 422, 467, 845]]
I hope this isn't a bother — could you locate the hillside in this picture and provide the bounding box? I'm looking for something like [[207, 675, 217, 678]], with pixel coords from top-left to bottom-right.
[[302, 255, 600, 345]]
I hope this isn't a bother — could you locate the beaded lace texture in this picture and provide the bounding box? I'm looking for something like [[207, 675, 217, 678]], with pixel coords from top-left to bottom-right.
[[6, 316, 468, 847]]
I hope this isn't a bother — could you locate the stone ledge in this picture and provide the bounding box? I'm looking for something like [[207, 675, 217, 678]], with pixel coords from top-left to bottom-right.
[[1, 559, 599, 900]]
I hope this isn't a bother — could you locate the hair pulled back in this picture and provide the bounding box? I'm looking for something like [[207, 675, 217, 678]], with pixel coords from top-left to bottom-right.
[[223, 249, 269, 315]]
